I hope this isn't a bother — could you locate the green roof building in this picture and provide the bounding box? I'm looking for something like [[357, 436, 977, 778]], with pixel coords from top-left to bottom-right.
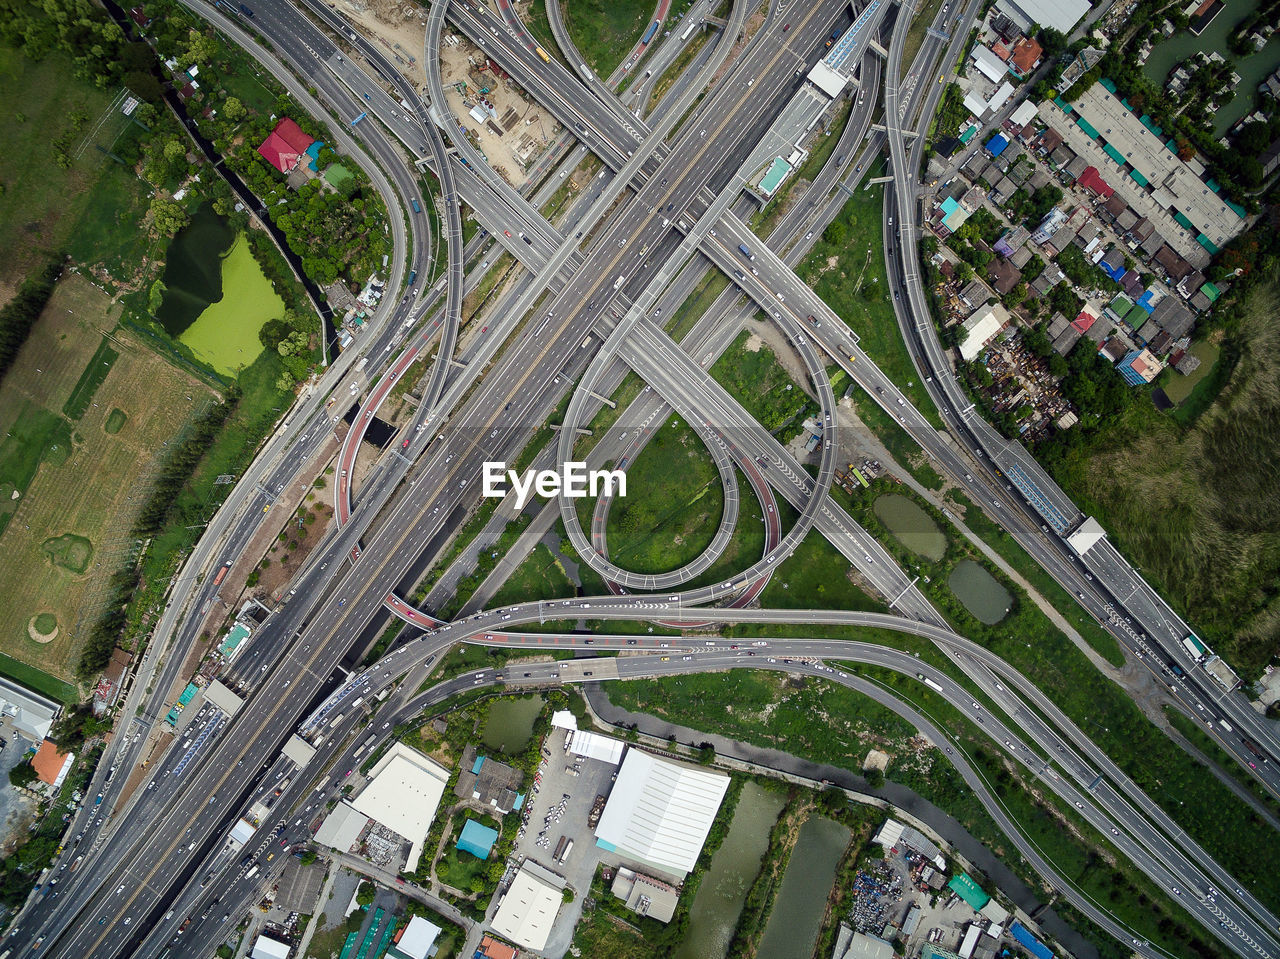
[[947, 872, 990, 911]]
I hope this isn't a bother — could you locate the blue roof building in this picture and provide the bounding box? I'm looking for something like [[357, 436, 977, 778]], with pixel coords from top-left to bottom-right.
[[1010, 921, 1054, 959], [456, 819, 499, 860], [985, 133, 1009, 157]]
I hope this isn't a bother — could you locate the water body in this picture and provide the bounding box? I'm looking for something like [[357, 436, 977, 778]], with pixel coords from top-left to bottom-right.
[[155, 203, 236, 337], [481, 695, 544, 754], [675, 783, 787, 959], [756, 816, 851, 959], [873, 493, 947, 561], [948, 559, 1012, 624], [179, 233, 285, 375], [1141, 0, 1280, 136]]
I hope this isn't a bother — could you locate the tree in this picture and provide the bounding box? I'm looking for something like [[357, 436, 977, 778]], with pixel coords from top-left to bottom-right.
[[864, 766, 885, 788], [180, 29, 217, 68], [148, 279, 167, 315], [1039, 27, 1067, 56], [355, 881, 375, 906], [222, 96, 247, 122], [562, 887, 575, 903], [823, 220, 847, 244], [148, 197, 189, 237], [7, 763, 36, 789]]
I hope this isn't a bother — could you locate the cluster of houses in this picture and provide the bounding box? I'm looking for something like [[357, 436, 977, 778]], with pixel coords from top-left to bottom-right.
[[926, 73, 1246, 425]]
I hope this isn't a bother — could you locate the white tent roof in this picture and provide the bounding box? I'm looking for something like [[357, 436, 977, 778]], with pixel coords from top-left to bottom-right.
[[551, 710, 578, 730], [251, 935, 291, 959], [351, 742, 451, 871], [594, 750, 729, 877], [960, 308, 1006, 361], [567, 730, 626, 765]]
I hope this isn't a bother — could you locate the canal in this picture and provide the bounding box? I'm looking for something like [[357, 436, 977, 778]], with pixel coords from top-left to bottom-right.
[[675, 782, 787, 959], [873, 493, 947, 561], [1142, 0, 1280, 136], [756, 815, 851, 959]]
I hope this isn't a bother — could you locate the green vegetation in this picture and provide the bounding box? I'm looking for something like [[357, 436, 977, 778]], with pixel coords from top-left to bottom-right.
[[664, 270, 729, 343], [41, 534, 92, 574], [604, 415, 723, 574], [440, 514, 532, 618], [103, 408, 128, 434], [0, 254, 64, 383], [489, 543, 575, 607], [0, 404, 72, 537], [795, 165, 942, 430], [756, 529, 883, 613], [1163, 706, 1280, 820], [563, 0, 655, 77], [711, 330, 811, 433], [62, 337, 118, 419], [610, 669, 913, 754], [1040, 274, 1280, 677]]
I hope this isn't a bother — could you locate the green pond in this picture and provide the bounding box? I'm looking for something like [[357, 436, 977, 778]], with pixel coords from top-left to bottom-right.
[[873, 493, 947, 561], [157, 203, 283, 375], [156, 202, 234, 336], [756, 816, 851, 959], [481, 696, 544, 754], [675, 782, 787, 959], [948, 559, 1012, 625]]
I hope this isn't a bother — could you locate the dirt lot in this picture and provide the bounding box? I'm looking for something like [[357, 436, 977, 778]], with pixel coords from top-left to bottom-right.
[[438, 36, 561, 186], [0, 275, 217, 683]]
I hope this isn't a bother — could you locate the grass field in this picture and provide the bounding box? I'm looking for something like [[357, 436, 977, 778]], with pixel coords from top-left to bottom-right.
[[0, 276, 216, 684], [1043, 274, 1280, 677], [603, 415, 725, 574], [563, 0, 657, 76], [490, 543, 576, 607], [795, 162, 943, 431], [0, 47, 154, 300], [711, 330, 810, 433], [1161, 340, 1219, 405], [756, 529, 884, 613]]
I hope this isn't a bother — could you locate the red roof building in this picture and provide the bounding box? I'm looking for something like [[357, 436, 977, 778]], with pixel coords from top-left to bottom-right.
[[1072, 309, 1098, 333], [257, 118, 316, 174], [32, 740, 72, 787], [1009, 36, 1043, 75], [1077, 166, 1114, 199], [991, 39, 1012, 61]]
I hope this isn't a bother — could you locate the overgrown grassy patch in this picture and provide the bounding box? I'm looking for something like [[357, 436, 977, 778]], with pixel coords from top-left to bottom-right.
[[1039, 274, 1280, 677]]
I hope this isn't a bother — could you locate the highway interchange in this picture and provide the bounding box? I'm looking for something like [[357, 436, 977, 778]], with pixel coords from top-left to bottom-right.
[[9, 0, 1280, 956]]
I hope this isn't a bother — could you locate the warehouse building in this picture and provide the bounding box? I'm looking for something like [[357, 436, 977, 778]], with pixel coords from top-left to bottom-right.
[[350, 742, 451, 871], [489, 860, 566, 952], [594, 750, 730, 878]]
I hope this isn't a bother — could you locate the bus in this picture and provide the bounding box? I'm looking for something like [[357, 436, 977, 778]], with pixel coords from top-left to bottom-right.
[[641, 20, 660, 44], [680, 21, 695, 41], [535, 46, 551, 63], [851, 469, 869, 488]]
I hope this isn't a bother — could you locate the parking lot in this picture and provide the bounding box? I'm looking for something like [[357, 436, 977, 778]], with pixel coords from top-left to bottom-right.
[[500, 726, 623, 954]]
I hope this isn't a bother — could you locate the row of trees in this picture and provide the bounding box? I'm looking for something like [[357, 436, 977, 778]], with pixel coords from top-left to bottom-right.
[[77, 390, 238, 676], [0, 253, 64, 384]]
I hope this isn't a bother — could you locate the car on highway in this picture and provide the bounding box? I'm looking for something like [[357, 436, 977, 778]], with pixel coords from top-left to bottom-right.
[[503, 230, 512, 237]]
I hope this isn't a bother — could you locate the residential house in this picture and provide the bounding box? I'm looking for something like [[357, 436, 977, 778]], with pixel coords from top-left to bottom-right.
[[1151, 295, 1195, 337], [1037, 127, 1064, 156], [987, 257, 1022, 295], [1008, 36, 1043, 76], [1154, 244, 1193, 282]]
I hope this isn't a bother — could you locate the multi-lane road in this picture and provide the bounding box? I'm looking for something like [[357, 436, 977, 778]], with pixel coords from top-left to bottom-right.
[[12, 0, 1279, 956]]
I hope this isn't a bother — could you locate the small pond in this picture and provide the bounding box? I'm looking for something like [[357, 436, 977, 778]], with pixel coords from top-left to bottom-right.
[[948, 559, 1012, 624], [873, 493, 947, 561]]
